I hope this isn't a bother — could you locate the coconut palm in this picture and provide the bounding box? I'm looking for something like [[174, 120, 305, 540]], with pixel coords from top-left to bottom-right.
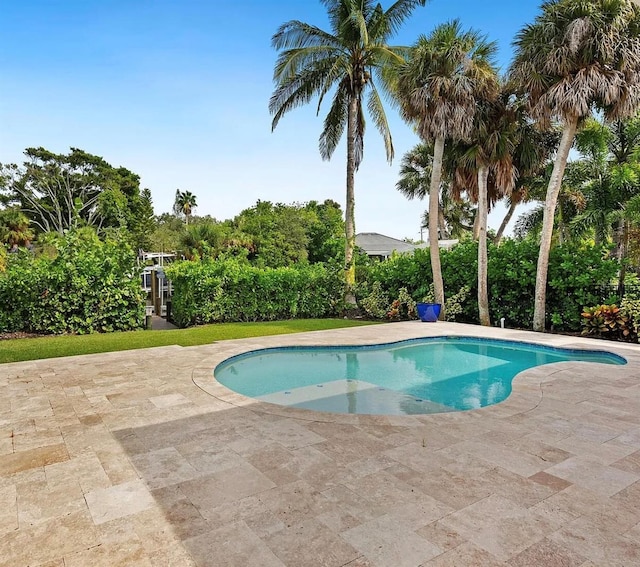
[[269, 0, 427, 306], [510, 0, 640, 332], [396, 20, 498, 316], [173, 190, 197, 227]]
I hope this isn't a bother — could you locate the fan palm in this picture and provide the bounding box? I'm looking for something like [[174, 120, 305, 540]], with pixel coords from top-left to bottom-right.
[[396, 20, 498, 316], [269, 0, 427, 306], [510, 0, 640, 332], [173, 190, 197, 227], [396, 143, 475, 239]]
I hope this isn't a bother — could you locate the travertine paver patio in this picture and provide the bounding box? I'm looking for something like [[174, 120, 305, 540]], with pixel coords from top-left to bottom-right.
[[1, 322, 640, 566]]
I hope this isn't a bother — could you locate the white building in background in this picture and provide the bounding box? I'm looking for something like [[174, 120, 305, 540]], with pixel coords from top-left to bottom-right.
[[355, 232, 458, 260]]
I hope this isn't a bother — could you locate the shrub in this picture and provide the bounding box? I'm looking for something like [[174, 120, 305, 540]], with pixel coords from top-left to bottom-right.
[[420, 283, 471, 322], [165, 258, 344, 327], [359, 239, 618, 331], [621, 296, 640, 330], [360, 281, 390, 319], [581, 304, 637, 342], [387, 288, 416, 321], [0, 230, 144, 334]]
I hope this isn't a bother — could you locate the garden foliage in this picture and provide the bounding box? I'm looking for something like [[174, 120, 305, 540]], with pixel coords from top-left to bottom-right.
[[359, 239, 618, 331], [0, 230, 144, 334], [165, 258, 344, 327], [581, 304, 637, 342]]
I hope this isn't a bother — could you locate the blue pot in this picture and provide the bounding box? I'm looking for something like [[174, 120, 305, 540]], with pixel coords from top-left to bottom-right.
[[417, 302, 441, 322]]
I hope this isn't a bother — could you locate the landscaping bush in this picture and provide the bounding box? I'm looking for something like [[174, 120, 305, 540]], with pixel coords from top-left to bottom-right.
[[359, 239, 619, 331], [165, 258, 344, 327], [0, 230, 145, 334], [581, 304, 637, 342]]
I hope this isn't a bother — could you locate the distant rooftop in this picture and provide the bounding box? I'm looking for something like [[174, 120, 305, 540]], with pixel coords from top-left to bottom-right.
[[355, 232, 457, 259]]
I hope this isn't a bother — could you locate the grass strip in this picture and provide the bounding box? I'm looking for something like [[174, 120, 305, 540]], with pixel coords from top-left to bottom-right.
[[0, 319, 381, 364]]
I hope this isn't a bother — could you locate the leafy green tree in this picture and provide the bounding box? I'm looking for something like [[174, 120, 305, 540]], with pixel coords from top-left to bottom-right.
[[1, 147, 154, 250], [269, 0, 427, 306], [305, 199, 345, 263], [396, 19, 498, 316], [233, 201, 312, 267], [173, 190, 197, 227], [510, 0, 640, 332], [148, 213, 185, 253]]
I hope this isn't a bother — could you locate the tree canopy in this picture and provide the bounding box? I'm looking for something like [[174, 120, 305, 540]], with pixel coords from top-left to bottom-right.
[[1, 147, 154, 249]]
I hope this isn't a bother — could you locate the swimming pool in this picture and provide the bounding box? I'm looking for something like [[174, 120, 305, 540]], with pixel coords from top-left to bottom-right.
[[214, 336, 627, 415]]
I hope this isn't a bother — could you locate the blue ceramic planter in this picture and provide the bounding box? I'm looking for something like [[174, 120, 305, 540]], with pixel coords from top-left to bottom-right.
[[416, 302, 441, 322]]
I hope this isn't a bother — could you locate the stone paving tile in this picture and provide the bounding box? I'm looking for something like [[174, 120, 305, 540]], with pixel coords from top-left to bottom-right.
[[438, 494, 557, 561], [0, 443, 69, 476], [131, 447, 201, 490], [341, 514, 442, 567], [85, 480, 156, 525], [266, 517, 361, 566], [422, 542, 504, 566], [184, 520, 285, 567], [0, 323, 639, 566], [545, 455, 640, 496], [549, 515, 640, 565], [506, 537, 586, 567], [179, 461, 276, 515], [611, 449, 640, 474]]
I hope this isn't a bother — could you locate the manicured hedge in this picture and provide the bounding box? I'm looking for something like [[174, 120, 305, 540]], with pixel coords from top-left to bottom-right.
[[359, 239, 619, 331], [165, 259, 344, 327], [0, 230, 145, 334]]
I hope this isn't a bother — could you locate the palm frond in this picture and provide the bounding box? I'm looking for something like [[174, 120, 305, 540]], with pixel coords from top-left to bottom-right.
[[366, 82, 393, 162], [272, 21, 341, 50], [319, 83, 349, 161]]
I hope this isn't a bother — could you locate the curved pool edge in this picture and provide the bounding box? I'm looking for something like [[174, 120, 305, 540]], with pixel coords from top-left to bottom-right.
[[190, 322, 638, 425]]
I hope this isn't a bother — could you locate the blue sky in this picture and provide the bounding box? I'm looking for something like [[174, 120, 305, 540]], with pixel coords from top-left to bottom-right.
[[1, 0, 543, 241]]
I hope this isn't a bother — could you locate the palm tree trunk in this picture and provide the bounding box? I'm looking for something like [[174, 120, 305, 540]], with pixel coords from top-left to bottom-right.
[[494, 199, 518, 245], [343, 94, 359, 307], [477, 166, 491, 326], [438, 208, 446, 240], [429, 137, 446, 318], [532, 116, 578, 332], [617, 219, 629, 296], [472, 209, 480, 240]]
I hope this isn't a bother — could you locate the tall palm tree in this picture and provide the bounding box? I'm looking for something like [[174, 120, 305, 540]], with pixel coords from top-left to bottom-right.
[[510, 0, 640, 332], [396, 20, 498, 316], [173, 190, 197, 227], [269, 0, 427, 306], [453, 89, 521, 326]]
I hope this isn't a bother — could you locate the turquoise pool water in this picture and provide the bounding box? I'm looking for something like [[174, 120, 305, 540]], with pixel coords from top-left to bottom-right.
[[214, 336, 627, 415]]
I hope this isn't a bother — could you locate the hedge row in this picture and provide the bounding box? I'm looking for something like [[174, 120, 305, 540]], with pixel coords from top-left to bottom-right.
[[165, 259, 344, 327], [0, 230, 145, 334], [359, 239, 619, 331]]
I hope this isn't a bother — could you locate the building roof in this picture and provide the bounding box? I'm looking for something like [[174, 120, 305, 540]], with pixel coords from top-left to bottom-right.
[[355, 232, 459, 257], [355, 233, 417, 257]]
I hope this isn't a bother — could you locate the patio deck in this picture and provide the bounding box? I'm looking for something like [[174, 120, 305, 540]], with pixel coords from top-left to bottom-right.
[[1, 321, 640, 566]]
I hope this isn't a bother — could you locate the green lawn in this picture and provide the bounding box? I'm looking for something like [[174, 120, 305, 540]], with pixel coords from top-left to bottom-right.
[[0, 319, 381, 364]]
